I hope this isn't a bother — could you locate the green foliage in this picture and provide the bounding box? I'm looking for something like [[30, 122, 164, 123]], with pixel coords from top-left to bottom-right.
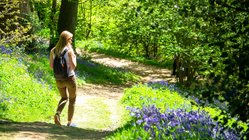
[[0, 0, 32, 47], [176, 1, 249, 135], [100, 0, 176, 60], [82, 0, 249, 134], [76, 59, 140, 85], [203, 0, 249, 122], [106, 122, 150, 140], [121, 84, 191, 111], [35, 28, 50, 39], [0, 55, 57, 122], [33, 0, 53, 27], [25, 54, 56, 89], [77, 39, 172, 68], [77, 0, 217, 83], [2, 0, 247, 136]]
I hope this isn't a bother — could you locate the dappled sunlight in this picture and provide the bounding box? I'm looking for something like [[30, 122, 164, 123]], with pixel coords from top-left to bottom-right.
[[77, 83, 125, 98], [14, 131, 50, 140], [71, 50, 176, 134], [89, 52, 137, 68], [86, 51, 176, 83]]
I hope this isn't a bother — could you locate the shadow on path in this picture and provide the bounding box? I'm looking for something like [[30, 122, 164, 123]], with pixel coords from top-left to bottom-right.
[[0, 120, 112, 140]]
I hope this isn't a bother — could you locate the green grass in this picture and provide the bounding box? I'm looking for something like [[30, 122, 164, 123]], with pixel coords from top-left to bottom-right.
[[79, 98, 111, 129], [200, 106, 248, 132], [121, 84, 192, 111], [106, 122, 151, 140], [59, 97, 112, 129], [76, 59, 140, 85], [0, 55, 57, 122], [25, 53, 57, 89]]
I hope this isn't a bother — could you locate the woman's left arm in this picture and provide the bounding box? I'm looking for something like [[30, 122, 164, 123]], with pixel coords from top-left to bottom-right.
[[68, 48, 77, 70], [49, 48, 55, 69]]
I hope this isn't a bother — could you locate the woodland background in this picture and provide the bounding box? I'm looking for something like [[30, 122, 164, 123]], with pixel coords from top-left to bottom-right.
[[1, 0, 249, 138]]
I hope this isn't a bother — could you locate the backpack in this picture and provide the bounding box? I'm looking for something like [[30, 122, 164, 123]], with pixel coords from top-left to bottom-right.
[[53, 49, 68, 80]]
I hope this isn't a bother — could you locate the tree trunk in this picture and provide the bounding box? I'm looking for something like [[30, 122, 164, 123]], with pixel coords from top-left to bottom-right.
[[153, 44, 157, 58], [85, 0, 92, 39], [20, 0, 37, 52], [19, 0, 31, 15], [57, 0, 78, 49], [48, 0, 58, 50]]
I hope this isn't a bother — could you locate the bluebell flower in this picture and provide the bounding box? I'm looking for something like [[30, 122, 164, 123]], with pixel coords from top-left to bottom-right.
[[127, 105, 239, 139], [0, 46, 6, 52], [0, 46, 13, 54], [136, 119, 143, 125], [160, 113, 166, 119], [144, 124, 150, 131]]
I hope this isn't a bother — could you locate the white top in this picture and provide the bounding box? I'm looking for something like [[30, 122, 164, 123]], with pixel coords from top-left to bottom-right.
[[62, 47, 75, 77]]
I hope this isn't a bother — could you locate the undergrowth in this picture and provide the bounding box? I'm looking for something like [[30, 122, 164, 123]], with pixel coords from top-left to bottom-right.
[[76, 39, 173, 68], [76, 59, 140, 85], [0, 55, 57, 122], [106, 83, 244, 140]]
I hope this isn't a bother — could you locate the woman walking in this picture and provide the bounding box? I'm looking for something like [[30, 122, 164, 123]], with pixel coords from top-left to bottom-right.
[[49, 30, 77, 127]]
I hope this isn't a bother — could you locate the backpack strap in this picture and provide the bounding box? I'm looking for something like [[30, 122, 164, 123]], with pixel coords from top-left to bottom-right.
[[54, 48, 68, 57], [61, 48, 68, 56]]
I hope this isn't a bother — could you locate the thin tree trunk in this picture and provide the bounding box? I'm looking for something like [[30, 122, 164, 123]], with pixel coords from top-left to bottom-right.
[[48, 0, 57, 50], [85, 0, 92, 39]]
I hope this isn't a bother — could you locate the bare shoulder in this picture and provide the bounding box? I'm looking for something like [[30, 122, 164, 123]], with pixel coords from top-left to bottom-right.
[[67, 48, 75, 56], [50, 47, 55, 54]]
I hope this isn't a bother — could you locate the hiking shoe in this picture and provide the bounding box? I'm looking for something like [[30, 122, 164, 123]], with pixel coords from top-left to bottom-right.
[[54, 114, 61, 126], [67, 123, 77, 127]]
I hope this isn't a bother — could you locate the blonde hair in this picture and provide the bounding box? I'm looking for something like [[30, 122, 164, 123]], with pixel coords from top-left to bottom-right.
[[54, 30, 73, 56]]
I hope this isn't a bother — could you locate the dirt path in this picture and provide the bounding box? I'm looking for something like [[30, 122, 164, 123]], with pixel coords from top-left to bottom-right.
[[88, 52, 175, 83], [72, 51, 175, 133], [0, 51, 174, 140]]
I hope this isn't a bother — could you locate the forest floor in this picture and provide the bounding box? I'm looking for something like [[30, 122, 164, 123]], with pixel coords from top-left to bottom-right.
[[0, 50, 175, 140]]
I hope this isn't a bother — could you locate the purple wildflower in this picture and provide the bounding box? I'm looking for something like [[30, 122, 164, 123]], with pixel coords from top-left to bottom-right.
[[128, 105, 240, 139], [0, 46, 13, 54]]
